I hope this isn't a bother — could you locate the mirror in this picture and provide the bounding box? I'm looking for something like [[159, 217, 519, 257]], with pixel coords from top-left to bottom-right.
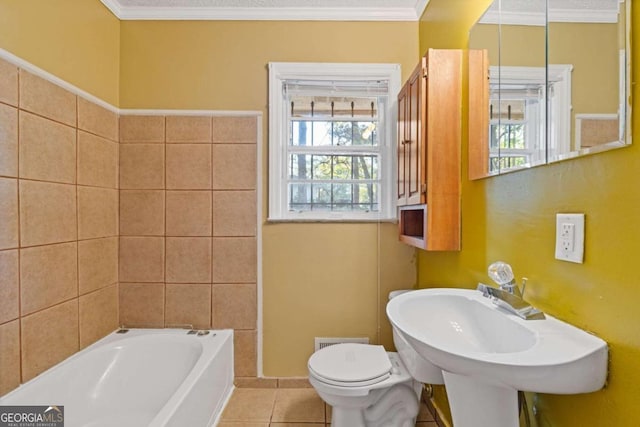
[[468, 0, 631, 179]]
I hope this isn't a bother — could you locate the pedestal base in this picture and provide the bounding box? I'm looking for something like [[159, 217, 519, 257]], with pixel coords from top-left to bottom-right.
[[442, 371, 519, 427]]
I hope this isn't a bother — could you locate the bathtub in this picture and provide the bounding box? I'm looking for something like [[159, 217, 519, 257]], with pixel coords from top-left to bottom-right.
[[0, 328, 234, 427]]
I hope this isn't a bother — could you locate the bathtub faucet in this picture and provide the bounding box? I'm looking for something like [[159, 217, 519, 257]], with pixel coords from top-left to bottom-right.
[[477, 283, 545, 320]]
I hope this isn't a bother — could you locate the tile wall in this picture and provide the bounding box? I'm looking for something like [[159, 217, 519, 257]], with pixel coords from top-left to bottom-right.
[[0, 58, 119, 394], [118, 114, 259, 378]]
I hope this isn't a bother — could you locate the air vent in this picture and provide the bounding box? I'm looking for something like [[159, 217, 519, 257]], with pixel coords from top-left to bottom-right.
[[314, 337, 369, 352]]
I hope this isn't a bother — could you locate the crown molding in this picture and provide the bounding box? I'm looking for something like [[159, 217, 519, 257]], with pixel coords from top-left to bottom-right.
[[100, 0, 429, 21], [480, 8, 620, 26]]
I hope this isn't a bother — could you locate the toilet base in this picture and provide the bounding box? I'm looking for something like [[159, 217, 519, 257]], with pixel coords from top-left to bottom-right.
[[326, 383, 419, 427]]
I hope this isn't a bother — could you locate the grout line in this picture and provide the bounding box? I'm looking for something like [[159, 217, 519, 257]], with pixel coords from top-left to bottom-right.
[[16, 67, 23, 385], [75, 95, 81, 351], [162, 116, 167, 328]]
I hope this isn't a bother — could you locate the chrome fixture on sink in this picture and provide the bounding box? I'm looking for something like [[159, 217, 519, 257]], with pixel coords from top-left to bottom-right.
[[478, 261, 545, 320]]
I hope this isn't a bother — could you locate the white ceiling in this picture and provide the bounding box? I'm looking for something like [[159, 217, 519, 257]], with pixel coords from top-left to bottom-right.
[[99, 0, 430, 21]]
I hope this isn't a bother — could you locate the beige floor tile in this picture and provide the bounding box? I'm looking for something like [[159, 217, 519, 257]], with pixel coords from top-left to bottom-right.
[[269, 424, 325, 427], [221, 388, 277, 422], [271, 388, 325, 423], [217, 423, 269, 427]]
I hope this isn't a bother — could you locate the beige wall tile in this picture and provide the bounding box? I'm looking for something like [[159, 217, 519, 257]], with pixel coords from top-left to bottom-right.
[[166, 116, 212, 143], [0, 103, 18, 177], [119, 283, 164, 327], [19, 111, 76, 184], [212, 144, 256, 190], [212, 237, 257, 283], [0, 178, 18, 250], [0, 320, 21, 395], [119, 237, 165, 282], [120, 115, 164, 143], [21, 299, 79, 381], [213, 191, 256, 237], [271, 388, 325, 423], [120, 190, 165, 236], [0, 250, 19, 324], [20, 242, 78, 316], [166, 237, 212, 283], [78, 131, 118, 188], [79, 284, 118, 348], [78, 187, 118, 239], [19, 180, 76, 247], [212, 284, 256, 330], [234, 330, 257, 377], [78, 237, 118, 295], [0, 58, 18, 106], [212, 116, 257, 143], [78, 97, 118, 141], [166, 191, 211, 236], [165, 283, 211, 329], [166, 144, 212, 190], [119, 144, 165, 189], [19, 70, 76, 127]]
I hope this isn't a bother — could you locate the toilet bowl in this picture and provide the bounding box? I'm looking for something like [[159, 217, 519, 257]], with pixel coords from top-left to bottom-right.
[[308, 343, 419, 427], [308, 289, 445, 427]]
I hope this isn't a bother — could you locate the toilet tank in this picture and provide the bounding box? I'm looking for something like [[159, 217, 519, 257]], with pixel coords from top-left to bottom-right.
[[388, 290, 445, 385]]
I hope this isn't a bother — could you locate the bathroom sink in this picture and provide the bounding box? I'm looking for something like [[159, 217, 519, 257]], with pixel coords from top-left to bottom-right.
[[386, 288, 608, 427]]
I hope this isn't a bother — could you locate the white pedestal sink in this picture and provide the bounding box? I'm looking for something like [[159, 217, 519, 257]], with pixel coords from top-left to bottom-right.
[[386, 288, 608, 427]]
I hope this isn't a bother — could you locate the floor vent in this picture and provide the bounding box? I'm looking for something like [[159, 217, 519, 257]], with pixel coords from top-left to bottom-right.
[[314, 337, 369, 352]]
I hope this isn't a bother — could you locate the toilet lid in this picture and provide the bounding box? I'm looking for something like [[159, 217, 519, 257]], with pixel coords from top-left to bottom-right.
[[308, 343, 392, 384]]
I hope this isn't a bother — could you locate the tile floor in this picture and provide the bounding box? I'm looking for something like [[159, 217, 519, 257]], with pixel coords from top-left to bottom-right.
[[218, 387, 438, 426]]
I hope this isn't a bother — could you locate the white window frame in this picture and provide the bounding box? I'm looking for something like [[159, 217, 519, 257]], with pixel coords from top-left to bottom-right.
[[488, 64, 572, 172], [268, 62, 401, 222]]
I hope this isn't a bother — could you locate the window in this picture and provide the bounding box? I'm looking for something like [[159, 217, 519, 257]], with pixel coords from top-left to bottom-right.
[[268, 63, 400, 221], [488, 65, 571, 174]]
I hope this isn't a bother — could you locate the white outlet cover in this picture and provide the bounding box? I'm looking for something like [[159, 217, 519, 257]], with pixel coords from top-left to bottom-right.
[[555, 213, 585, 263]]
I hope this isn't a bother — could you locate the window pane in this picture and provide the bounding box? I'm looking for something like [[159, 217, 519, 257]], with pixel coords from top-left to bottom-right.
[[353, 155, 378, 180], [490, 124, 525, 149], [332, 156, 352, 179], [333, 122, 353, 146], [291, 121, 312, 146], [311, 155, 332, 179], [312, 183, 332, 205], [288, 183, 380, 212], [289, 154, 312, 179], [289, 183, 310, 207], [312, 122, 333, 146], [355, 121, 377, 146], [353, 183, 378, 206]]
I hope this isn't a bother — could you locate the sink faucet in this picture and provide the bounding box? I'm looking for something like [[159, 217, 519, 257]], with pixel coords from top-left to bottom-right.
[[478, 261, 545, 320]]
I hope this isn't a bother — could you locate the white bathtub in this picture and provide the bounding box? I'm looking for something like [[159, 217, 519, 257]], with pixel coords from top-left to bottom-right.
[[0, 328, 234, 427]]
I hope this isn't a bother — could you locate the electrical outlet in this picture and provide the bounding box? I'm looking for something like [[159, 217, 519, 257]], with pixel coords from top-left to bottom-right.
[[555, 213, 585, 263]]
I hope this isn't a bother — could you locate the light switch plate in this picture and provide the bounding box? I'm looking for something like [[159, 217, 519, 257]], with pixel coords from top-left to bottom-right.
[[555, 213, 585, 263]]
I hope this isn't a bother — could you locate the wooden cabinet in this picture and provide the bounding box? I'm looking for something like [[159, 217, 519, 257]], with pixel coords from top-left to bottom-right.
[[397, 49, 462, 251]]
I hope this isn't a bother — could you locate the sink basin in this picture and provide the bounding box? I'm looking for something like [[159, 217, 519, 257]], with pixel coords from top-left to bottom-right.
[[386, 288, 608, 427]]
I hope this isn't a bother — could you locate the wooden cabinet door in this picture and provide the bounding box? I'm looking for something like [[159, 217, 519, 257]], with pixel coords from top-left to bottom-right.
[[406, 62, 424, 206], [397, 83, 408, 206]]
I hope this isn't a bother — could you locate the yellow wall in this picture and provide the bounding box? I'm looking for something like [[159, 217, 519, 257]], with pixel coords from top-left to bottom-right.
[[0, 0, 120, 105], [119, 19, 419, 376], [420, 0, 640, 425], [120, 20, 418, 109]]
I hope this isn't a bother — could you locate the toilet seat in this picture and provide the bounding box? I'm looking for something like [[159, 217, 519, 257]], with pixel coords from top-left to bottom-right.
[[308, 343, 392, 388]]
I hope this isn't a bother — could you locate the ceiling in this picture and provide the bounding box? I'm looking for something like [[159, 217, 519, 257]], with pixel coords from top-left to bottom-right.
[[99, 0, 430, 21]]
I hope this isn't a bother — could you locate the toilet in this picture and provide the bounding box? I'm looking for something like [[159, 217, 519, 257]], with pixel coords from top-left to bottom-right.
[[308, 290, 444, 427]]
